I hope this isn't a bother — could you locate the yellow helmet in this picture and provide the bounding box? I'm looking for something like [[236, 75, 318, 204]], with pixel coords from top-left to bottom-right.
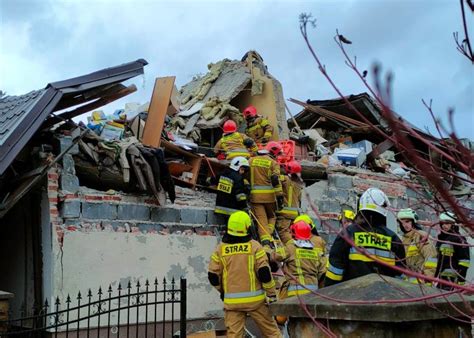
[[294, 214, 314, 229], [227, 211, 251, 237], [338, 209, 356, 221]]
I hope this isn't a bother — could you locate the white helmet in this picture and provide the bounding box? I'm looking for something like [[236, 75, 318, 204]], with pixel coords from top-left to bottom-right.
[[439, 212, 456, 223], [230, 157, 249, 171], [358, 188, 391, 217]]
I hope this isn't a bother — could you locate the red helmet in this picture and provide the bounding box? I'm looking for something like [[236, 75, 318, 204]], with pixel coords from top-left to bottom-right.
[[243, 105, 257, 119], [223, 120, 237, 133], [285, 160, 302, 174], [290, 221, 311, 240], [266, 141, 282, 157]]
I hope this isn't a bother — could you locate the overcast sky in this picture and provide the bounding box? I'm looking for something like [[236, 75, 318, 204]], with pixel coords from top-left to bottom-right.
[[1, 0, 473, 138]]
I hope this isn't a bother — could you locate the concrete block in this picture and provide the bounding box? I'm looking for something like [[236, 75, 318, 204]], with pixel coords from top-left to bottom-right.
[[151, 207, 180, 223], [318, 199, 342, 213], [138, 223, 166, 233], [327, 188, 350, 201], [117, 204, 150, 221], [181, 208, 207, 224], [58, 136, 79, 155], [62, 154, 76, 175], [207, 210, 227, 226], [328, 174, 353, 189], [82, 202, 117, 220], [60, 174, 79, 192], [60, 200, 81, 218]]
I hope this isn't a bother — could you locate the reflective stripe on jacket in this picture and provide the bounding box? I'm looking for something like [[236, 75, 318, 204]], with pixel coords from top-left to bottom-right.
[[249, 155, 282, 203], [274, 241, 325, 297], [277, 175, 304, 219], [214, 132, 257, 160], [435, 231, 470, 284], [210, 168, 248, 215], [402, 229, 437, 278], [208, 239, 277, 311], [245, 116, 273, 143], [324, 222, 406, 287]]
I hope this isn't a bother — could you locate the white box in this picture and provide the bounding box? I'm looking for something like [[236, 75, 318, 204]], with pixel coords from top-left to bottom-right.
[[335, 148, 366, 167]]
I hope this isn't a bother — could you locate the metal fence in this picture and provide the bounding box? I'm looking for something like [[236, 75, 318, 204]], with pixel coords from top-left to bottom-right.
[[0, 278, 186, 338]]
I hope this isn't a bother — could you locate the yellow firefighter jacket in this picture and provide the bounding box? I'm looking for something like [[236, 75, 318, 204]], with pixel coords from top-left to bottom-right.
[[402, 229, 438, 283], [277, 175, 304, 219], [208, 239, 277, 311], [214, 132, 257, 160], [249, 155, 282, 204], [286, 235, 327, 281], [246, 116, 274, 144], [273, 240, 326, 297]]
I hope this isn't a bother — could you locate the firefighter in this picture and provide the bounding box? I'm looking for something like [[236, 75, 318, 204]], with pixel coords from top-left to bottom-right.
[[243, 105, 274, 145], [435, 212, 470, 289], [324, 188, 406, 286], [275, 160, 304, 244], [339, 209, 356, 228], [293, 214, 327, 278], [271, 221, 325, 326], [249, 141, 283, 247], [214, 120, 257, 160], [397, 208, 437, 284], [208, 211, 282, 338], [209, 157, 250, 222]]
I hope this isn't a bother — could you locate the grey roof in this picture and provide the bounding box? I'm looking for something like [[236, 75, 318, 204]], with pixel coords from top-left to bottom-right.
[[0, 90, 47, 146], [0, 59, 147, 176]]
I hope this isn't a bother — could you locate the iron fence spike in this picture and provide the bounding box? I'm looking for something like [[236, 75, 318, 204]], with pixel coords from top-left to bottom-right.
[[77, 291, 82, 300], [145, 279, 150, 287], [118, 283, 122, 291], [108, 285, 113, 293], [66, 295, 71, 303], [98, 287, 103, 295]]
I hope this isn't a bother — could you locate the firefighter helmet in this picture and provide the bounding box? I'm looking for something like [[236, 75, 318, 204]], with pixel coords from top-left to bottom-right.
[[439, 212, 456, 223], [285, 160, 302, 174], [266, 141, 282, 157], [294, 214, 315, 229], [290, 221, 311, 240], [397, 208, 418, 221], [243, 105, 257, 119], [338, 209, 356, 221], [230, 157, 249, 171], [227, 211, 251, 237], [358, 188, 391, 217], [223, 120, 237, 133]]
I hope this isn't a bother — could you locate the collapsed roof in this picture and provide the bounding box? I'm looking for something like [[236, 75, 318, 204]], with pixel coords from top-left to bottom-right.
[[0, 59, 148, 176], [0, 59, 148, 217], [168, 51, 289, 145]]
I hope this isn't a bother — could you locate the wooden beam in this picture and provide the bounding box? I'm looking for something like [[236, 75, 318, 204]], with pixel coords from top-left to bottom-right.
[[43, 85, 137, 127], [52, 84, 125, 112], [367, 138, 394, 161], [142, 77, 176, 148]]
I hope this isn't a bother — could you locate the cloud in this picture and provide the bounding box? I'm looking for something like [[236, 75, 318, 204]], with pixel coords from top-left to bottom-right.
[[1, 0, 472, 138]]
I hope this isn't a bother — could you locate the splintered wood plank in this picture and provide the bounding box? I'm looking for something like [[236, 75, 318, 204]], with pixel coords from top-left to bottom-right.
[[142, 77, 176, 148]]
